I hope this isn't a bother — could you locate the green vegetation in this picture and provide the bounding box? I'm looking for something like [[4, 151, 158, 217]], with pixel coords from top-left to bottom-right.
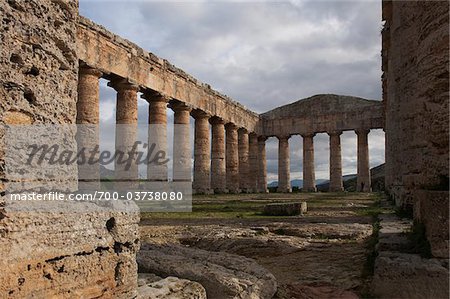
[[362, 218, 380, 278], [141, 192, 381, 220]]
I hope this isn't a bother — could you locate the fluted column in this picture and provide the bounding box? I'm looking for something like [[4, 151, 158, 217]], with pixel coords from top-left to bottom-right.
[[238, 128, 250, 192], [302, 133, 316, 192], [328, 131, 343, 192], [248, 133, 259, 192], [171, 102, 192, 182], [109, 79, 139, 190], [77, 66, 102, 124], [356, 129, 371, 192], [210, 117, 226, 193], [192, 110, 211, 194], [277, 135, 291, 193], [142, 91, 168, 182], [257, 136, 268, 193], [226, 123, 240, 193], [77, 67, 102, 190]]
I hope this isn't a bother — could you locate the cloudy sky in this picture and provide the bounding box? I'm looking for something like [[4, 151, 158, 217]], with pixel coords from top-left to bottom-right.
[[79, 0, 385, 182]]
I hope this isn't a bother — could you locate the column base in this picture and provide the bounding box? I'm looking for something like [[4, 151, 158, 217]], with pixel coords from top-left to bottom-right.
[[258, 188, 269, 193], [357, 184, 372, 192], [329, 187, 344, 192], [302, 187, 317, 192], [192, 188, 214, 195], [227, 188, 241, 194], [277, 187, 292, 193], [213, 188, 228, 194]]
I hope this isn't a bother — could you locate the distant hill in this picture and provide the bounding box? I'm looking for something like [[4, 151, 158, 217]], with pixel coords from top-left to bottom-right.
[[316, 163, 385, 192], [267, 163, 385, 192], [100, 165, 115, 179], [268, 179, 328, 188], [343, 163, 385, 192]]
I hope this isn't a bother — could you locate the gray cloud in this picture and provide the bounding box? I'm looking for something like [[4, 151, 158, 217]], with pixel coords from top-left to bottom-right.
[[80, 0, 384, 181]]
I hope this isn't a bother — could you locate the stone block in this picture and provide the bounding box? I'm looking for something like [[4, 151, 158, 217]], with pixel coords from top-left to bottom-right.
[[263, 202, 307, 216], [371, 252, 449, 299], [415, 190, 449, 258], [138, 243, 277, 299]]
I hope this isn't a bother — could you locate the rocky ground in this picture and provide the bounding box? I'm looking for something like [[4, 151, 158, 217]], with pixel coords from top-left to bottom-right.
[[139, 192, 383, 298]]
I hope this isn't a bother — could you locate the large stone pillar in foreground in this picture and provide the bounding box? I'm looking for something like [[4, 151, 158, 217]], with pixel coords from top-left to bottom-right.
[[328, 131, 343, 192], [356, 129, 371, 192], [110, 79, 139, 190], [238, 128, 250, 192], [77, 66, 102, 190], [257, 136, 268, 193], [248, 133, 259, 193], [210, 117, 227, 193], [192, 110, 211, 194], [143, 92, 168, 182], [171, 102, 191, 182], [226, 123, 240, 193], [277, 135, 291, 193], [302, 133, 316, 192], [77, 66, 102, 124]]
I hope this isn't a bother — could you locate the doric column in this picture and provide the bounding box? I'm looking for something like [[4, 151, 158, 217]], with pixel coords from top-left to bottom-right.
[[238, 128, 250, 192], [248, 133, 259, 193], [328, 131, 344, 192], [109, 79, 139, 190], [170, 102, 192, 182], [76, 67, 102, 191], [302, 133, 316, 192], [210, 117, 226, 193], [277, 135, 291, 193], [142, 91, 168, 182], [356, 129, 371, 192], [225, 123, 240, 193], [257, 136, 268, 193], [77, 66, 102, 124], [192, 110, 211, 194]]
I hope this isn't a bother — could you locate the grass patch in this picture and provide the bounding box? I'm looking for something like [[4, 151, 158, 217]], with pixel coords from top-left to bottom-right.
[[355, 197, 384, 217], [140, 192, 381, 220], [362, 218, 380, 278], [362, 197, 384, 278]]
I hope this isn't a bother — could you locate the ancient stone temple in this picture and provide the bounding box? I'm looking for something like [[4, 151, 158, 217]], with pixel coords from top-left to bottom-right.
[[0, 0, 448, 298]]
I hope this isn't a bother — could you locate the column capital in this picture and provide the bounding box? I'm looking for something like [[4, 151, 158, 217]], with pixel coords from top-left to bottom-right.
[[169, 101, 192, 113], [277, 135, 290, 141], [301, 132, 316, 138], [141, 90, 170, 103], [108, 78, 140, 92], [238, 127, 248, 134], [209, 116, 225, 125], [191, 109, 210, 120], [257, 135, 268, 142], [328, 130, 343, 137], [79, 66, 102, 78], [355, 128, 370, 135], [225, 122, 238, 130]]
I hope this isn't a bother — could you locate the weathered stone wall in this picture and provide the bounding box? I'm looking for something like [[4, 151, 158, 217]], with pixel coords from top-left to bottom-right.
[[0, 203, 140, 298], [0, 0, 139, 297], [383, 0, 449, 257], [259, 94, 384, 136], [77, 17, 260, 132]]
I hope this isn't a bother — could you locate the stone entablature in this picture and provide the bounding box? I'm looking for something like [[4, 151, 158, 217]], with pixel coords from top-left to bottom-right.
[[258, 94, 384, 136], [77, 16, 259, 132]]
